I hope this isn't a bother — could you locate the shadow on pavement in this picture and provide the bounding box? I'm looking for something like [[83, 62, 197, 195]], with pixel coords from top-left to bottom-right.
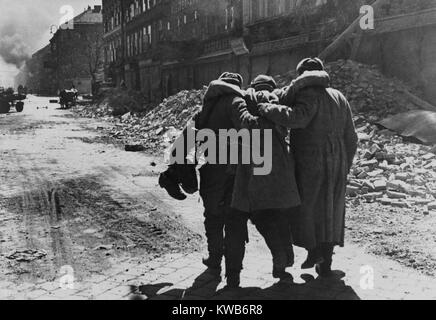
[[129, 269, 222, 300], [129, 269, 360, 300]]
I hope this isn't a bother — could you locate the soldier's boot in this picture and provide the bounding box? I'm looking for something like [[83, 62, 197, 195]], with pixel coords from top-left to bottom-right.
[[224, 210, 249, 289], [316, 244, 334, 277], [225, 272, 241, 289], [276, 211, 294, 268], [202, 255, 222, 271], [254, 215, 291, 281], [203, 212, 225, 274], [301, 247, 324, 270]]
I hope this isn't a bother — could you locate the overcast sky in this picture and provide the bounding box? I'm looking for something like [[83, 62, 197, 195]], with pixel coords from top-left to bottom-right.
[[0, 0, 102, 87]]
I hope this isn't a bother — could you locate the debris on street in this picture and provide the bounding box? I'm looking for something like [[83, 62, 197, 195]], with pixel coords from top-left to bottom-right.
[[79, 88, 149, 117], [75, 88, 205, 153], [93, 244, 114, 251], [6, 249, 48, 262], [125, 144, 146, 152], [348, 117, 436, 214]]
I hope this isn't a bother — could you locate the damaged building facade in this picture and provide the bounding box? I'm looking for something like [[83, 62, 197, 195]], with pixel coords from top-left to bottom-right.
[[103, 0, 245, 100], [15, 44, 57, 95], [102, 0, 366, 101], [50, 5, 104, 94], [347, 0, 436, 105], [15, 5, 104, 95], [102, 0, 436, 105]]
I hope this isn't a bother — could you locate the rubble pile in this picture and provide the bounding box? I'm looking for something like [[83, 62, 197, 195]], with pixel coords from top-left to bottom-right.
[[348, 118, 436, 213], [275, 59, 421, 119], [93, 88, 205, 153], [78, 88, 149, 118]]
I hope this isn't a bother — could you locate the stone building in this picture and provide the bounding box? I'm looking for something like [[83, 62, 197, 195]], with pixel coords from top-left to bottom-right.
[[102, 0, 246, 101], [102, 0, 125, 87], [102, 0, 365, 101], [348, 0, 436, 105], [50, 5, 104, 94], [25, 45, 57, 95], [160, 0, 246, 97], [101, 0, 436, 105], [241, 0, 369, 77]]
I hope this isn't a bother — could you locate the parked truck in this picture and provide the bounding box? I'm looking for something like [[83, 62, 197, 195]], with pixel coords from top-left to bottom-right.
[[0, 87, 26, 114], [59, 89, 78, 109]]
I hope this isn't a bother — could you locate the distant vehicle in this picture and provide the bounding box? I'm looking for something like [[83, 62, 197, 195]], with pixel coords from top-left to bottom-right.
[[0, 87, 26, 114], [59, 89, 78, 109]]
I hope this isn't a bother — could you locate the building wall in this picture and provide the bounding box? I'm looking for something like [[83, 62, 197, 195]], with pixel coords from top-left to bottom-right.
[[15, 45, 57, 95], [159, 0, 244, 94], [102, 0, 125, 85], [101, 0, 436, 103], [243, 0, 320, 26], [250, 41, 319, 78], [50, 6, 104, 94], [355, 22, 436, 105]]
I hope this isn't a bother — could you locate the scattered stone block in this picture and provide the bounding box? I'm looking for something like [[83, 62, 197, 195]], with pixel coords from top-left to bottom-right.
[[424, 161, 436, 169], [410, 198, 433, 206], [380, 198, 393, 206], [390, 200, 410, 208], [360, 160, 378, 167], [387, 191, 407, 199], [428, 202, 436, 211], [373, 180, 387, 192], [346, 186, 360, 197], [363, 192, 384, 201], [422, 153, 435, 161], [387, 180, 409, 193], [357, 171, 368, 179], [395, 172, 409, 181], [367, 169, 384, 177]]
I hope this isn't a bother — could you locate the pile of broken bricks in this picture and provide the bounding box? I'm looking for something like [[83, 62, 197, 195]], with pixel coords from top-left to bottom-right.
[[348, 120, 436, 214]]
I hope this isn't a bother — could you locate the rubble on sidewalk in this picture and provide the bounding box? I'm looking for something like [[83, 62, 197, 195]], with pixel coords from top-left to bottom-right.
[[348, 117, 436, 214], [77, 88, 149, 118], [75, 88, 205, 154]]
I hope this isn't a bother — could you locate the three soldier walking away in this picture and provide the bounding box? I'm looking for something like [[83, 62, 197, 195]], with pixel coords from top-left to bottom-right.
[[159, 57, 358, 288]]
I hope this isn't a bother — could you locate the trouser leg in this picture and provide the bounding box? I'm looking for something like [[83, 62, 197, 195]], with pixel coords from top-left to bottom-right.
[[276, 211, 294, 267], [320, 243, 334, 268], [314, 243, 335, 277], [224, 209, 249, 276], [252, 211, 288, 274], [203, 209, 225, 268]]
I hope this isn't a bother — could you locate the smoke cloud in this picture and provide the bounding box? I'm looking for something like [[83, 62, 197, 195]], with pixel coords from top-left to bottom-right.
[[0, 35, 31, 68], [0, 0, 101, 87]]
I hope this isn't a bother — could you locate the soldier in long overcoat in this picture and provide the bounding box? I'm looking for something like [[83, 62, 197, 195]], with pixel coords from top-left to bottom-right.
[[259, 58, 358, 275]]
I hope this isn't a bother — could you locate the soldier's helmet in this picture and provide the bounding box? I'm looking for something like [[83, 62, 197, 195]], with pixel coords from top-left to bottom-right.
[[296, 57, 325, 76], [218, 72, 243, 88]]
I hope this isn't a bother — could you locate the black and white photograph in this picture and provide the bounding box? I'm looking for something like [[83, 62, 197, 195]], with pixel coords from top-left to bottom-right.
[[1, 0, 436, 306]]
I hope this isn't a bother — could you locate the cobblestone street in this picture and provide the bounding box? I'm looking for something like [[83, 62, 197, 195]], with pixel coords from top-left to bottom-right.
[[2, 243, 436, 300]]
